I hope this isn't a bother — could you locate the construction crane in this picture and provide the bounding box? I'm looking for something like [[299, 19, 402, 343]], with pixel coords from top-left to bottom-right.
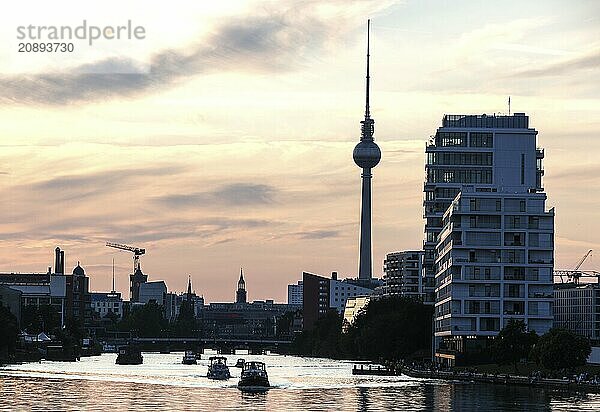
[[554, 249, 600, 284], [106, 242, 146, 275]]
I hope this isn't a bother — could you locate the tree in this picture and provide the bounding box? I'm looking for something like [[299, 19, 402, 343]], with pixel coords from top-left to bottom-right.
[[530, 328, 591, 370], [492, 319, 538, 371], [171, 299, 198, 337], [118, 302, 168, 337], [292, 310, 343, 358], [21, 304, 61, 334], [342, 296, 433, 361]]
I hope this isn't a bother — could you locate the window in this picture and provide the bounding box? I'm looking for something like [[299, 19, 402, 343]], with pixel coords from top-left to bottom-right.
[[496, 200, 501, 211], [470, 132, 493, 147], [437, 132, 467, 147], [520, 200, 526, 212], [520, 154, 525, 185]]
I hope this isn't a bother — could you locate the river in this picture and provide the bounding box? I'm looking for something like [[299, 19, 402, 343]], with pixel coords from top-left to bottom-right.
[[1, 352, 599, 411]]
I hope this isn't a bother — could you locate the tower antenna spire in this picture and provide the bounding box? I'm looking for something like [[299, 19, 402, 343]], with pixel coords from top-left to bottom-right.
[[365, 19, 371, 120], [111, 258, 115, 293]]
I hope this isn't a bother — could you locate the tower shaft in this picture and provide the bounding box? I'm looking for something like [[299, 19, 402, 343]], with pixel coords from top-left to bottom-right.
[[358, 168, 373, 279]]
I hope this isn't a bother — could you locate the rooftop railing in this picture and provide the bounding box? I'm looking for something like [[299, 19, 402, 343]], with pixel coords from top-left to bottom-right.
[[442, 113, 529, 129]]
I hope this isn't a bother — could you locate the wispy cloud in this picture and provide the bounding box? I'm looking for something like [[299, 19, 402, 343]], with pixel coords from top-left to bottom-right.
[[154, 183, 277, 207], [0, 1, 384, 106], [25, 165, 185, 201], [295, 229, 341, 239], [512, 47, 600, 77]]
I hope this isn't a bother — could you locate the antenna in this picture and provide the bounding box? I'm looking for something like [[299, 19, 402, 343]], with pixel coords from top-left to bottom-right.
[[365, 19, 371, 119], [508, 96, 511, 116], [111, 258, 115, 293]]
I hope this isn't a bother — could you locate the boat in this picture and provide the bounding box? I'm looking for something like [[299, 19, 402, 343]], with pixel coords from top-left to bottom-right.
[[182, 350, 197, 365], [238, 361, 270, 391], [207, 356, 231, 380], [235, 358, 245, 368], [116, 345, 143, 365]]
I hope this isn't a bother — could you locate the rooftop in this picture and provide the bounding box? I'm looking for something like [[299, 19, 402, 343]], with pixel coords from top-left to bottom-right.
[[442, 113, 529, 129]]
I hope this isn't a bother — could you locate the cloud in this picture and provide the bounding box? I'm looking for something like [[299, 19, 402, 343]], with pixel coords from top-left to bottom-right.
[[512, 47, 600, 78], [155, 183, 277, 207], [295, 229, 340, 239], [25, 165, 185, 201], [0, 2, 378, 105]]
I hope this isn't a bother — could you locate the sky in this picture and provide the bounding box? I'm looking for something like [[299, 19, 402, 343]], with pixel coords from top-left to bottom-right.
[[0, 0, 599, 302]]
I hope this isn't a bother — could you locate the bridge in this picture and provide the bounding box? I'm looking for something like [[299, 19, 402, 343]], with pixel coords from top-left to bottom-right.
[[105, 337, 294, 355]]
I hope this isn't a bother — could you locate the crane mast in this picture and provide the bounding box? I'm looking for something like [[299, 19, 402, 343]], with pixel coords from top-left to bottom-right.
[[106, 242, 146, 275], [554, 249, 598, 284]]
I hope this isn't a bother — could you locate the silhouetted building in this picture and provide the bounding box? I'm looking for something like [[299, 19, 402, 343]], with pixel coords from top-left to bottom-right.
[[0, 285, 22, 326], [138, 281, 167, 307], [0, 272, 67, 326], [66, 261, 92, 329], [91, 291, 123, 320], [236, 268, 247, 304], [165, 276, 204, 321], [129, 267, 148, 303], [201, 300, 294, 339]]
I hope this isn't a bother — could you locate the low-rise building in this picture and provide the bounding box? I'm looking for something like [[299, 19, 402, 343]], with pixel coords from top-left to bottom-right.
[[554, 283, 600, 344], [342, 296, 370, 332], [302, 271, 377, 330], [91, 292, 124, 319], [0, 272, 67, 327]]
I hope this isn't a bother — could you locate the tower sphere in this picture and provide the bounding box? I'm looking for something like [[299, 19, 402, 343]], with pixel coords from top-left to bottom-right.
[[353, 140, 381, 169]]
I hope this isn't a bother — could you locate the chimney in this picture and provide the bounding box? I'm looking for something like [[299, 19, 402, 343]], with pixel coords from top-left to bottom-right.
[[331, 271, 338, 280], [55, 247, 61, 274], [60, 250, 65, 274]]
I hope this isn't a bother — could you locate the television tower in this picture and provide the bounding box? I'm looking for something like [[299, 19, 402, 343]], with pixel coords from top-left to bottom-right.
[[353, 20, 381, 280]]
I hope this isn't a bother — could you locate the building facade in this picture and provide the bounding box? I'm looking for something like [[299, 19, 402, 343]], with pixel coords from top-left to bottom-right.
[[0, 272, 67, 327], [434, 189, 554, 365], [138, 281, 167, 306], [383, 251, 424, 299], [342, 296, 371, 332], [91, 292, 124, 319], [302, 271, 375, 330], [423, 113, 544, 305], [287, 281, 303, 306], [554, 283, 600, 344]]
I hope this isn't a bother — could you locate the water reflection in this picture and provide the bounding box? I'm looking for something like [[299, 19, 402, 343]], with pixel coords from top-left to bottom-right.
[[1, 354, 600, 411]]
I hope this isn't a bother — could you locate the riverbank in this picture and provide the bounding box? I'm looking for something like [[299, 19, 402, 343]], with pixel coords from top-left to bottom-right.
[[396, 363, 600, 394]]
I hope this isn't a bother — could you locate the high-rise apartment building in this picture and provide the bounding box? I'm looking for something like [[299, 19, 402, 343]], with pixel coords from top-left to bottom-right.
[[434, 188, 554, 365], [383, 251, 424, 299], [423, 113, 544, 305]]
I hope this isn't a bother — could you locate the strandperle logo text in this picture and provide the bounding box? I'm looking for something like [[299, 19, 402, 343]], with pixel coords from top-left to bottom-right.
[[17, 20, 146, 46]]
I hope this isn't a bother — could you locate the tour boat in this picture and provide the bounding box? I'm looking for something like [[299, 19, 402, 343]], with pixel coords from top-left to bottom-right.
[[235, 358, 245, 368], [182, 350, 197, 365], [238, 361, 270, 391], [207, 356, 231, 380], [116, 345, 143, 365]]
